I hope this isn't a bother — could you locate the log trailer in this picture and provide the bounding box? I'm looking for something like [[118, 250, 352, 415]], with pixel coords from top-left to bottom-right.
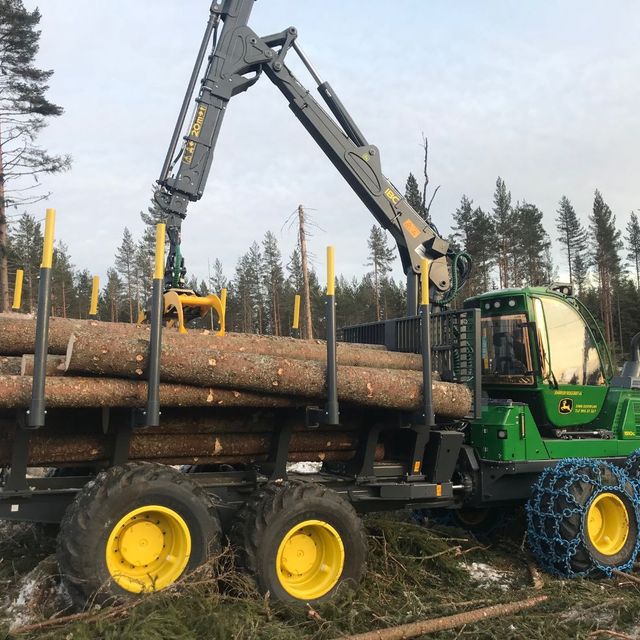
[[2, 0, 640, 608]]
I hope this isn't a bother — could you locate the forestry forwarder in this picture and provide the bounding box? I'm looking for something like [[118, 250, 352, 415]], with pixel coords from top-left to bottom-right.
[[2, 0, 640, 610]]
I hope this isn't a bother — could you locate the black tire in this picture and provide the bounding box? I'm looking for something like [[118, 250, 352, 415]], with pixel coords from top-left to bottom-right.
[[57, 462, 221, 607], [625, 449, 640, 480], [231, 480, 367, 604], [527, 458, 640, 577]]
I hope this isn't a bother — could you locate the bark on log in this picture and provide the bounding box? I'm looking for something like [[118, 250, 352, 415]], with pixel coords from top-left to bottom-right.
[[65, 328, 472, 418], [21, 355, 66, 376], [0, 356, 21, 375], [199, 330, 422, 370], [0, 432, 383, 466], [0, 376, 304, 409], [0, 315, 421, 370], [0, 317, 142, 356], [330, 595, 548, 640]]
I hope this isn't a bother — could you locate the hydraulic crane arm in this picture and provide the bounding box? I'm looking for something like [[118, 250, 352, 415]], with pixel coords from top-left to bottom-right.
[[154, 0, 471, 311]]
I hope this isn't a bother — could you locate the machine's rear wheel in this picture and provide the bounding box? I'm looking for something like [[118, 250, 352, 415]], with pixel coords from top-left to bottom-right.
[[57, 462, 221, 607], [231, 480, 367, 604], [526, 458, 640, 577]]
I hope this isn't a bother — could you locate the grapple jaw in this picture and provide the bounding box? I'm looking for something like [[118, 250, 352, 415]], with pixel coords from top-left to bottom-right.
[[163, 288, 226, 335]]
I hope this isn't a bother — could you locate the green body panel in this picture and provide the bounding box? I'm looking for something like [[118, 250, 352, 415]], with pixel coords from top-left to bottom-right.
[[471, 404, 547, 461], [541, 385, 608, 428], [466, 286, 640, 465], [471, 400, 640, 462]]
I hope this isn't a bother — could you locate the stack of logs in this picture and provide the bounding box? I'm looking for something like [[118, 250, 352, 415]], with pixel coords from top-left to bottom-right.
[[0, 314, 472, 467]]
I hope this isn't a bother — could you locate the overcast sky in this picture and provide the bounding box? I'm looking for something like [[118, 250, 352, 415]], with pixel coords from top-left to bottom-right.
[[17, 0, 640, 286]]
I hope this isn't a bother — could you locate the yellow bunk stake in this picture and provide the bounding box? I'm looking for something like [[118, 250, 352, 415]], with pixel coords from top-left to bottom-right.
[[89, 276, 100, 318], [12, 269, 24, 311], [41, 208, 56, 269], [421, 257, 430, 306], [292, 294, 301, 337]]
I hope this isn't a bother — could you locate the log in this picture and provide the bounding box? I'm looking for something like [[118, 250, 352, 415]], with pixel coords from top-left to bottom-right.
[[0, 315, 421, 370], [199, 330, 422, 370], [65, 328, 472, 418], [0, 317, 141, 356], [21, 354, 66, 376], [0, 431, 383, 466], [0, 376, 305, 409], [331, 595, 548, 640], [0, 356, 22, 375]]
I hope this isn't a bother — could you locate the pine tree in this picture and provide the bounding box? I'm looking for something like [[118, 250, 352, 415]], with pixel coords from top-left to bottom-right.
[[555, 196, 587, 283], [512, 202, 551, 286], [115, 227, 137, 322], [209, 258, 227, 294], [0, 0, 71, 310], [74, 269, 92, 318], [491, 177, 513, 288], [136, 192, 167, 301], [262, 231, 285, 335], [573, 251, 589, 296], [625, 211, 640, 290], [590, 189, 622, 344], [102, 268, 123, 322], [50, 241, 75, 318], [404, 173, 425, 217], [366, 225, 395, 320], [7, 211, 42, 312]]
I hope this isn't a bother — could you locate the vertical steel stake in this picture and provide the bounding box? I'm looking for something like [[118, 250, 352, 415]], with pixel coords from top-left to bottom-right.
[[28, 208, 56, 429], [145, 223, 166, 428], [325, 246, 339, 425]]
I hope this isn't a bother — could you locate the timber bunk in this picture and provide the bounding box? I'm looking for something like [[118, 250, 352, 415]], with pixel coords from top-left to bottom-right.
[[0, 226, 481, 527]]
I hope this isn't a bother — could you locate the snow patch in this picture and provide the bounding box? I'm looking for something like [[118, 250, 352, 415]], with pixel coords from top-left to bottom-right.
[[461, 561, 511, 590], [287, 461, 322, 475]]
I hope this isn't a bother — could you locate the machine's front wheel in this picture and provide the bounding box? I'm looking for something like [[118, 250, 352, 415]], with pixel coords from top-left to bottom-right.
[[231, 480, 367, 604], [526, 458, 640, 577], [57, 462, 221, 607]]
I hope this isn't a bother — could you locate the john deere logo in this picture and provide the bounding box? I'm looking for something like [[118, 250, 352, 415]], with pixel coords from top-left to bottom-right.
[[559, 398, 573, 414]]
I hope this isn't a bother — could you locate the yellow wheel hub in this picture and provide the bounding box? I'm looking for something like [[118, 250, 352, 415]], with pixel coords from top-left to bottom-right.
[[586, 492, 629, 556], [106, 505, 191, 593], [276, 520, 344, 600]]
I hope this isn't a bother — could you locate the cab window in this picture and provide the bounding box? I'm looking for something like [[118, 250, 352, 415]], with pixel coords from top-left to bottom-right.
[[481, 314, 534, 384], [535, 297, 604, 386]]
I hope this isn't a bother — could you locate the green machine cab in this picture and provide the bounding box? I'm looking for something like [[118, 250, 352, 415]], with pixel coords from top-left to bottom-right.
[[460, 285, 640, 502]]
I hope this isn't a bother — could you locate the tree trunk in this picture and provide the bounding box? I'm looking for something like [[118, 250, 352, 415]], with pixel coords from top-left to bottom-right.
[[64, 326, 472, 417], [0, 118, 9, 313], [298, 204, 313, 339], [0, 315, 424, 370], [0, 375, 304, 409], [333, 595, 548, 640]]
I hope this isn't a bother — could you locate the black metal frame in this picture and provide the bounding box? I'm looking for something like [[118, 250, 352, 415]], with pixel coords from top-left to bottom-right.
[[340, 308, 482, 420]]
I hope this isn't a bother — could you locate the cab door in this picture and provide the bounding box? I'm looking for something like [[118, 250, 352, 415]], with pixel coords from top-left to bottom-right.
[[533, 296, 608, 428]]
